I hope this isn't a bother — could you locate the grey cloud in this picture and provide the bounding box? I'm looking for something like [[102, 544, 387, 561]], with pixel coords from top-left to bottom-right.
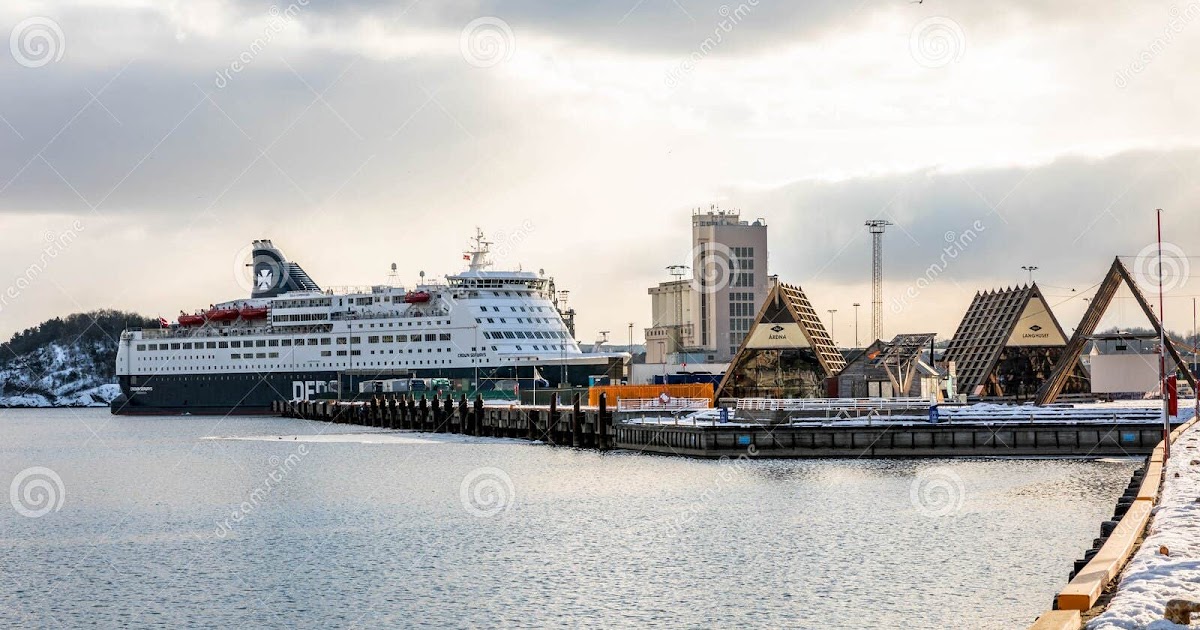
[[733, 149, 1200, 295], [0, 53, 506, 217], [140, 0, 1110, 58]]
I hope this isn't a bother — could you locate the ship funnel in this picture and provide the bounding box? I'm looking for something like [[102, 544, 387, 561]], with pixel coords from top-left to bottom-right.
[[249, 239, 321, 298]]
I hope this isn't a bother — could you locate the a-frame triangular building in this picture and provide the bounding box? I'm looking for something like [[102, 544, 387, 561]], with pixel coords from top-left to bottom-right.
[[1035, 257, 1197, 404], [714, 282, 846, 399], [943, 283, 1083, 398]]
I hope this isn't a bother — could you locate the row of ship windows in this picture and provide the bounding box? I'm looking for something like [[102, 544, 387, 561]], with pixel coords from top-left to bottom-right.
[[138, 347, 457, 361], [137, 330, 569, 352], [274, 290, 541, 311], [352, 320, 451, 328], [136, 341, 571, 364], [276, 286, 540, 309], [475, 317, 557, 325], [138, 334, 451, 351], [479, 305, 551, 313], [482, 330, 568, 340], [133, 358, 504, 373], [273, 313, 330, 322]]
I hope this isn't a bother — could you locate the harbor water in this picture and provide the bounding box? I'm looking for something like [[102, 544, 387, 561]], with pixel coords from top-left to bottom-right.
[[2, 409, 1138, 628]]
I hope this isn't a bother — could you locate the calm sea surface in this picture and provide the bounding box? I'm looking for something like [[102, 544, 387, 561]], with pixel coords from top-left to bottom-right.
[[1, 408, 1137, 628]]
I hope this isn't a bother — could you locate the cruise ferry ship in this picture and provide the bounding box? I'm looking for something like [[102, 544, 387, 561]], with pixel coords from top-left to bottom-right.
[[110, 233, 628, 415]]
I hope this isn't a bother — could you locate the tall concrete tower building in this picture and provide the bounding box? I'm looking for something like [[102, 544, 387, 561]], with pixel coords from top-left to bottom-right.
[[646, 208, 769, 365], [691, 208, 769, 361]]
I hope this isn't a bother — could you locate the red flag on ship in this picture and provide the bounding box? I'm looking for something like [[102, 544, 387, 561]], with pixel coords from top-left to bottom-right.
[[463, 254, 471, 261], [158, 316, 169, 328]]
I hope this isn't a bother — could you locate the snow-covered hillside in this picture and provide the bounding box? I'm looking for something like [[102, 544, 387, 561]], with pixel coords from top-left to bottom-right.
[[0, 310, 156, 408], [0, 341, 121, 407]]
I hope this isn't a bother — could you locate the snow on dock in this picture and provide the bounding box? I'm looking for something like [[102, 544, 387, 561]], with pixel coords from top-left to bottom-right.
[[621, 400, 1193, 428], [1087, 420, 1200, 629]]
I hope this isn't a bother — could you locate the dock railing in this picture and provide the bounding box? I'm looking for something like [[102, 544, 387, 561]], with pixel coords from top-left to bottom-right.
[[616, 398, 712, 413], [733, 397, 930, 412], [614, 398, 714, 426]]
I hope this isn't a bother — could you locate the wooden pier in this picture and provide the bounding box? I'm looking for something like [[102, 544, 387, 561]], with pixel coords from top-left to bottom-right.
[[273, 393, 615, 450]]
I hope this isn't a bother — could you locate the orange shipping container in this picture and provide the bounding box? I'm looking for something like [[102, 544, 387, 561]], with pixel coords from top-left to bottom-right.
[[587, 383, 714, 407]]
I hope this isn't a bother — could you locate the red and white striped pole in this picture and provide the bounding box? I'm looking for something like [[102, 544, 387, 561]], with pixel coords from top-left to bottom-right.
[[1158, 208, 1170, 462]]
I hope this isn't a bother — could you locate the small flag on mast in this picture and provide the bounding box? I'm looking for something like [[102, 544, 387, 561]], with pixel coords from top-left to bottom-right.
[[463, 254, 471, 261], [158, 316, 169, 328]]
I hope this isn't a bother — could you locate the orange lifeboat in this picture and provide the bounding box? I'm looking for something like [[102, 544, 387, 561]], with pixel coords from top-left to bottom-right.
[[178, 314, 205, 327], [404, 291, 431, 304], [240, 306, 269, 319], [205, 308, 240, 322]]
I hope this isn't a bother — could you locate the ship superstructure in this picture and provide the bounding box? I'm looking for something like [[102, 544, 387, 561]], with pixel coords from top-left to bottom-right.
[[111, 232, 626, 414]]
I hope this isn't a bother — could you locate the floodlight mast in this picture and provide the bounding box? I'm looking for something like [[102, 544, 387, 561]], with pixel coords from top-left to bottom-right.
[[865, 220, 892, 341]]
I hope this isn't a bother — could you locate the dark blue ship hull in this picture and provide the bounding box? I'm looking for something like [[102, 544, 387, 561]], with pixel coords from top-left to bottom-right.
[[111, 361, 622, 415]]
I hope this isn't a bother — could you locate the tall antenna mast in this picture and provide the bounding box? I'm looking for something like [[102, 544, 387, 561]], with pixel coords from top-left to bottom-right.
[[865, 219, 893, 341]]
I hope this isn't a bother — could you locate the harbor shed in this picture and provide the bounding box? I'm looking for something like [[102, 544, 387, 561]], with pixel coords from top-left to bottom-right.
[[836, 333, 943, 399], [1087, 332, 1161, 395], [714, 282, 845, 399]]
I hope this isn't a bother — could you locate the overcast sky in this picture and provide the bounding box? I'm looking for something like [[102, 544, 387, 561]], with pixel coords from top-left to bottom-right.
[[2, 0, 1198, 345]]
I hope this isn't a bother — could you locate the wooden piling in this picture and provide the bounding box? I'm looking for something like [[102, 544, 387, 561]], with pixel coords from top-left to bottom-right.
[[571, 393, 582, 448], [598, 392, 609, 451]]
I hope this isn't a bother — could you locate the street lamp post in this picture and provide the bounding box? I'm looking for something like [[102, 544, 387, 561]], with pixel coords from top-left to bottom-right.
[[852, 302, 861, 348], [827, 309, 838, 347], [1021, 265, 1039, 285]]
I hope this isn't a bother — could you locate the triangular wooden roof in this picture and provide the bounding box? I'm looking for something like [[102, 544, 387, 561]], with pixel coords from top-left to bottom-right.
[[943, 284, 1069, 395], [715, 282, 845, 398], [1036, 256, 1197, 404]]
